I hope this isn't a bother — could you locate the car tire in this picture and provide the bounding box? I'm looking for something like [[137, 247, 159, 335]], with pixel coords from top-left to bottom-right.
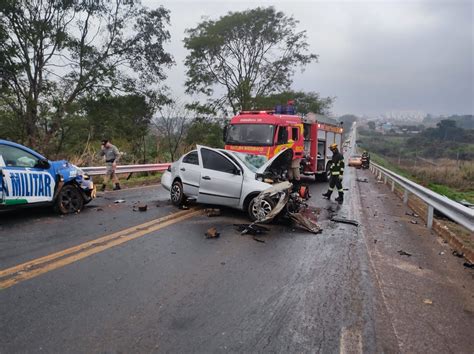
[[170, 180, 185, 206], [247, 196, 276, 222], [55, 185, 84, 214]]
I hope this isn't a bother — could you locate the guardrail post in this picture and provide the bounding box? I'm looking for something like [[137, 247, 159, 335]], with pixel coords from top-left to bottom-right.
[[391, 180, 395, 192], [427, 205, 434, 229], [384, 175, 387, 184], [403, 189, 408, 204]]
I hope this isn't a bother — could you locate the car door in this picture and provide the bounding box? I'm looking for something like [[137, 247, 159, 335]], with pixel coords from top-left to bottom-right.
[[179, 150, 201, 197], [197, 147, 243, 207], [0, 144, 56, 206]]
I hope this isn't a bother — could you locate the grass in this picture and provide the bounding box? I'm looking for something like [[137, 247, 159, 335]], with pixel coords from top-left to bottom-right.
[[92, 172, 163, 189], [365, 152, 474, 203]]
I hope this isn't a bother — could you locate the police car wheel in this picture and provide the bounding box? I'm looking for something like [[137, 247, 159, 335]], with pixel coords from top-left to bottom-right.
[[56, 185, 84, 214]]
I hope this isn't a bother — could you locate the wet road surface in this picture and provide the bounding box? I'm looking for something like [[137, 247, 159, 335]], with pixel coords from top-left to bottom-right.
[[1, 165, 473, 353]]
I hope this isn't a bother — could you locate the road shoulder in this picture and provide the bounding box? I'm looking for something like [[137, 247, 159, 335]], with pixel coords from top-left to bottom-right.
[[353, 167, 474, 353]]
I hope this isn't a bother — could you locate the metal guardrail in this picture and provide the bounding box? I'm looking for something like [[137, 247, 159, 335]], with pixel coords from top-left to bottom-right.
[[370, 162, 474, 232], [81, 163, 171, 176]]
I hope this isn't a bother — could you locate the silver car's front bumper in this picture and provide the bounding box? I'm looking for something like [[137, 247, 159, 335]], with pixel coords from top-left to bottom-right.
[[161, 171, 172, 191]]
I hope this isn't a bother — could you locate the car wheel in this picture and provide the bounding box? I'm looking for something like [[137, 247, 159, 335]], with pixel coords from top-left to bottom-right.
[[248, 196, 276, 222], [55, 185, 84, 214], [170, 180, 185, 206]]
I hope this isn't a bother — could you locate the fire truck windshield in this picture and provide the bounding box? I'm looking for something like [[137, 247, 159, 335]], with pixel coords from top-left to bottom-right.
[[226, 124, 275, 146]]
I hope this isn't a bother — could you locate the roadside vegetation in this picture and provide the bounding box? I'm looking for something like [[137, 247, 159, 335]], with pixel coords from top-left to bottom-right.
[[358, 120, 474, 203], [0, 2, 332, 166]]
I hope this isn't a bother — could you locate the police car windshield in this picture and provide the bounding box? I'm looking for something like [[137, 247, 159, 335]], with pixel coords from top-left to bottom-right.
[[226, 124, 275, 146], [232, 152, 268, 172]]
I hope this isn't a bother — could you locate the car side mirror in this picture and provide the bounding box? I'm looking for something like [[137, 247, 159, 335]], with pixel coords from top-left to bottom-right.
[[233, 168, 241, 175]]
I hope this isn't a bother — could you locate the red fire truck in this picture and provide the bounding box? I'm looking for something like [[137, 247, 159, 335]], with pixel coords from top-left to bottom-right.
[[224, 107, 343, 180]]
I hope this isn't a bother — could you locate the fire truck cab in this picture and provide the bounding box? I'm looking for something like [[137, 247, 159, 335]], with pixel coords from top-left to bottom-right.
[[224, 107, 343, 181]]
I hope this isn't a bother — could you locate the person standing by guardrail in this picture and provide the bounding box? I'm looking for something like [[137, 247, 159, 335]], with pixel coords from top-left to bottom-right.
[[99, 139, 121, 191], [322, 143, 345, 204]]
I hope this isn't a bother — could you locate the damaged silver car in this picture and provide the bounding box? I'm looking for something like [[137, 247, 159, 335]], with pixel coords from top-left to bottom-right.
[[161, 145, 293, 220]]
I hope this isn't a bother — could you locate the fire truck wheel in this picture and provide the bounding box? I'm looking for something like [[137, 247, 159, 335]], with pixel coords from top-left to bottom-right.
[[248, 197, 276, 222]]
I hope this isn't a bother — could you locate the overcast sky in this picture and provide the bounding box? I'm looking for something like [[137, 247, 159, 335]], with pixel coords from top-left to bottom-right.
[[143, 0, 473, 117]]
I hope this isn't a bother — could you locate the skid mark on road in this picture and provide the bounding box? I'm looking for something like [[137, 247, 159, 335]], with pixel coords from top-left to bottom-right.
[[0, 208, 202, 290]]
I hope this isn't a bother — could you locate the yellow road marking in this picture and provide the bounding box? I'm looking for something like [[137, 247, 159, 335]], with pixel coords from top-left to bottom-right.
[[0, 208, 202, 290]]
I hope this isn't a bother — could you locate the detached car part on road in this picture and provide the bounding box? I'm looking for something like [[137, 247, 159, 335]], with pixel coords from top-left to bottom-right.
[[161, 145, 293, 221], [0, 139, 95, 214]]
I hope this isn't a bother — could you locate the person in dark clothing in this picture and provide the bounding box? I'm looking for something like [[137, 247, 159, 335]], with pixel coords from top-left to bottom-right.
[[322, 143, 345, 204], [361, 150, 370, 169]]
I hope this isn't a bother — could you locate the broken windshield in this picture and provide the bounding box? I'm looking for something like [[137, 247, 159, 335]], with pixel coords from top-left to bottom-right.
[[233, 152, 268, 172], [226, 124, 275, 146]]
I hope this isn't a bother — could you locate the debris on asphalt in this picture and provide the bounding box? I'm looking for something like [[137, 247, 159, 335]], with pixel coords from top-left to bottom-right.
[[234, 224, 269, 235], [356, 178, 369, 183], [463, 262, 474, 269], [220, 262, 226, 265], [452, 250, 464, 258], [374, 239, 378, 244], [423, 299, 433, 305], [410, 220, 418, 224], [331, 216, 359, 227], [439, 251, 445, 256], [406, 211, 419, 218], [398, 250, 412, 257], [95, 208, 103, 211], [205, 208, 221, 217], [252, 237, 265, 243], [114, 199, 126, 203], [133, 204, 148, 212], [205, 227, 220, 239], [179, 204, 189, 210], [289, 212, 323, 234]]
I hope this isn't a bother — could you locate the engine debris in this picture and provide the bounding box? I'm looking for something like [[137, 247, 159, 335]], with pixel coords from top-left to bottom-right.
[[250, 182, 323, 234]]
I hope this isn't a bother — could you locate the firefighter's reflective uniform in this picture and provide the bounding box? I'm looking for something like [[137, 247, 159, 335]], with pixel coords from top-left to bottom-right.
[[322, 144, 345, 204]]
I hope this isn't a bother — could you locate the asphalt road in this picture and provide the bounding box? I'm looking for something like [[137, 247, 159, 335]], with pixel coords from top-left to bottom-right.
[[1, 162, 473, 353]]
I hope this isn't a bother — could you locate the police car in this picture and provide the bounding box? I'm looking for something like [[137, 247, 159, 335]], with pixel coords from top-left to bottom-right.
[[0, 139, 95, 214]]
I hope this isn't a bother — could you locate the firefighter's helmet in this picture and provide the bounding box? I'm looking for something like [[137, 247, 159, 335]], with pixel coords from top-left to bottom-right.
[[329, 143, 338, 151]]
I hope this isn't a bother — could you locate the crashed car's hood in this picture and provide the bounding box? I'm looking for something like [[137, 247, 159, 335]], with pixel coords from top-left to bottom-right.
[[256, 148, 293, 175]]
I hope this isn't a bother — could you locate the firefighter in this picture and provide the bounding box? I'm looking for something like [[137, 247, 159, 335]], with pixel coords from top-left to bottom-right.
[[361, 150, 370, 169], [322, 143, 345, 204]]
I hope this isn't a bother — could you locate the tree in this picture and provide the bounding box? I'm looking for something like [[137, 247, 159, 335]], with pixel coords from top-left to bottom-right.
[[0, 0, 173, 152], [252, 90, 333, 115], [84, 94, 154, 162], [185, 118, 224, 149], [184, 7, 317, 114], [368, 121, 376, 130], [153, 101, 191, 161]]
